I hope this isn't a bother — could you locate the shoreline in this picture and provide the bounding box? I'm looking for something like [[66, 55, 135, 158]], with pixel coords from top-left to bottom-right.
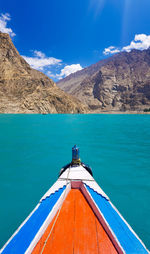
[[0, 111, 150, 115]]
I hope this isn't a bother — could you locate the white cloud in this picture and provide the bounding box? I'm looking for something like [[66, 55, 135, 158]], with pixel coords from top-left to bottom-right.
[[55, 64, 83, 80], [103, 34, 150, 55], [22, 50, 62, 70], [123, 34, 150, 52], [0, 13, 15, 37], [22, 51, 83, 81], [34, 50, 46, 58], [103, 46, 120, 55]]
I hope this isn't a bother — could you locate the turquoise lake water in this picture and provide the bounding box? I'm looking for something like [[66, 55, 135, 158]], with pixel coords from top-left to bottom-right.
[[0, 114, 150, 249]]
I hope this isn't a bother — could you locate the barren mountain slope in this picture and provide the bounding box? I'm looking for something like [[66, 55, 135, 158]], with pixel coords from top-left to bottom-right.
[[58, 49, 150, 112], [0, 32, 88, 113]]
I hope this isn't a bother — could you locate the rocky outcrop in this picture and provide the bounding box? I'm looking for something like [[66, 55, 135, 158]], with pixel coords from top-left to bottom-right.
[[0, 32, 88, 113], [58, 49, 150, 112]]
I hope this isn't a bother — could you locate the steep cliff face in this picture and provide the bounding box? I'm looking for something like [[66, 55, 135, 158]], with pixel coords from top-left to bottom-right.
[[0, 32, 88, 113], [58, 49, 150, 112]]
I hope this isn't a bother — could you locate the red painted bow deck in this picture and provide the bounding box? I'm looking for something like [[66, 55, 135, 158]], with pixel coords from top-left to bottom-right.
[[1, 165, 149, 254]]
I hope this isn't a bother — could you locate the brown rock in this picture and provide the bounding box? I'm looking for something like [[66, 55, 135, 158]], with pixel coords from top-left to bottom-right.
[[0, 32, 88, 113], [58, 49, 150, 112]]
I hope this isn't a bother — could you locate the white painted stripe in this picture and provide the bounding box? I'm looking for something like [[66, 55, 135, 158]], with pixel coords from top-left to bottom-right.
[[59, 165, 109, 199], [83, 180, 109, 200], [59, 165, 94, 181], [25, 182, 71, 254], [84, 185, 125, 254], [40, 180, 67, 201]]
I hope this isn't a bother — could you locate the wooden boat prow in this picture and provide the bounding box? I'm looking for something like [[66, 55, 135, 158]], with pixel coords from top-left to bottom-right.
[[1, 146, 149, 254]]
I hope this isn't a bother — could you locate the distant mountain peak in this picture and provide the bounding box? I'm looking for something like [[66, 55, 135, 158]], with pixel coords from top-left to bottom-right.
[[58, 48, 150, 112]]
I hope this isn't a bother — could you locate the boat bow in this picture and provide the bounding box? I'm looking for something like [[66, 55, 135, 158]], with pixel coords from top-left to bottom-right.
[[1, 146, 149, 254]]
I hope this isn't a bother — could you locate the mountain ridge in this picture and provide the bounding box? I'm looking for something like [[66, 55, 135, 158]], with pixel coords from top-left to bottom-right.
[[57, 49, 150, 112], [0, 32, 88, 114]]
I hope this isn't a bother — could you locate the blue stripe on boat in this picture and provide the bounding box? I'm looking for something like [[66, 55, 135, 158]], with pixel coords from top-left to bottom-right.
[[2, 185, 66, 254], [86, 184, 148, 254]]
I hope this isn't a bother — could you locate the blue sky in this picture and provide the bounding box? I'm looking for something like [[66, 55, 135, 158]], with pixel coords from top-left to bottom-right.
[[1, 0, 150, 81]]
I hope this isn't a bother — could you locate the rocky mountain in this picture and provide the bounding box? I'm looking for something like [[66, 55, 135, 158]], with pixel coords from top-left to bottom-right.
[[0, 32, 88, 113], [57, 49, 150, 112]]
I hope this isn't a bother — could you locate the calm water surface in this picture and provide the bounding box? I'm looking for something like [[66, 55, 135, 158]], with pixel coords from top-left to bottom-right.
[[0, 114, 150, 249]]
